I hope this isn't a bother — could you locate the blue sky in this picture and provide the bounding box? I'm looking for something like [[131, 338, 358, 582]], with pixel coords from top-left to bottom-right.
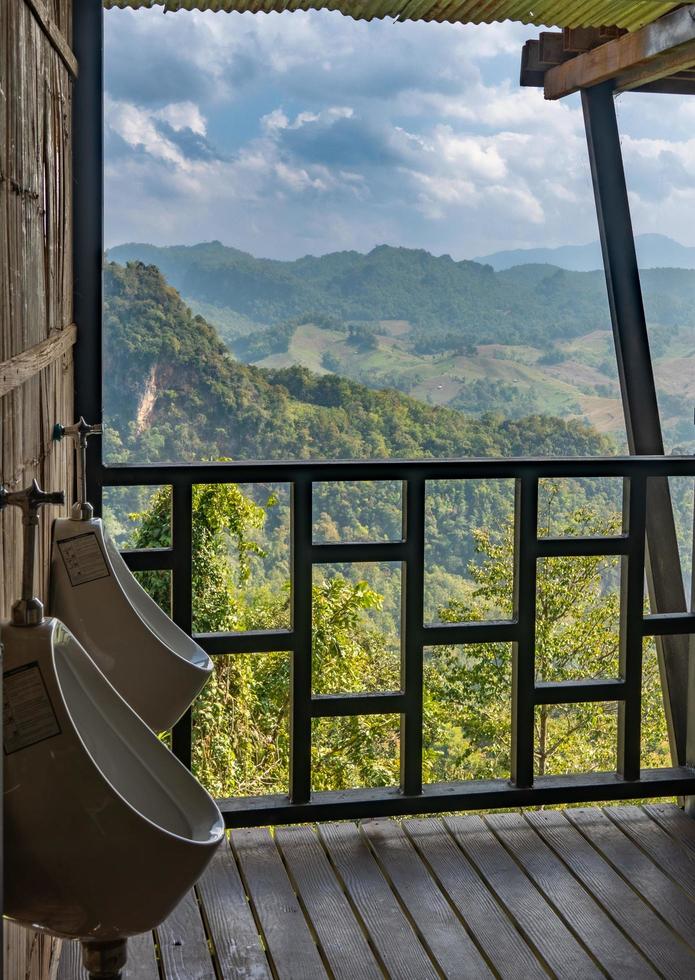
[[104, 9, 695, 260]]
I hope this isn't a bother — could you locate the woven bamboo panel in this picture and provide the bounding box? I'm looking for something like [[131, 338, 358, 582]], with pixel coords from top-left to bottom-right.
[[1, 0, 76, 977]]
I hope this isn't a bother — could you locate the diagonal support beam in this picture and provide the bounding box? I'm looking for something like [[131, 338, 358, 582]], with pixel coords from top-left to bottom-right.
[[582, 81, 689, 765], [546, 5, 695, 100]]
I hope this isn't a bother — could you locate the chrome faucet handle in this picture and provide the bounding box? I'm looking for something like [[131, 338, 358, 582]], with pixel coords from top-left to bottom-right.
[[53, 416, 103, 447], [0, 479, 65, 626], [53, 417, 102, 520]]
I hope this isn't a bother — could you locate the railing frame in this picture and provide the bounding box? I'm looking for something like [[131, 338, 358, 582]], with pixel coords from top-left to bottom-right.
[[97, 455, 695, 826]]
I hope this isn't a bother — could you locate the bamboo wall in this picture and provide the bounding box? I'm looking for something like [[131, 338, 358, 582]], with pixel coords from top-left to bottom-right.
[[1, 0, 76, 977]]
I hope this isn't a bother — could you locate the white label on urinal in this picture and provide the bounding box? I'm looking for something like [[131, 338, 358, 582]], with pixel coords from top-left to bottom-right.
[[57, 531, 110, 586], [4, 662, 61, 754]]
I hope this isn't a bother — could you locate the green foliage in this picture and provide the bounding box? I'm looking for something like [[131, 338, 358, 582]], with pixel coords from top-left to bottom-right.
[[103, 260, 613, 465], [103, 260, 615, 579], [232, 318, 297, 361], [128, 481, 670, 797], [432, 500, 669, 780], [347, 322, 377, 351], [130, 482, 404, 795], [538, 348, 564, 366], [108, 240, 695, 349]]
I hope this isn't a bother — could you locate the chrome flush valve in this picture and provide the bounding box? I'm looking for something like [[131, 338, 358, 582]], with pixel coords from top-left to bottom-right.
[[0, 479, 65, 626], [53, 417, 102, 520]]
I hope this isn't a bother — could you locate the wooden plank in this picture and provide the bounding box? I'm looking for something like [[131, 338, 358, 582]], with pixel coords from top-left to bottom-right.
[[22, 0, 78, 77], [644, 802, 695, 855], [56, 942, 86, 980], [526, 808, 695, 979], [318, 822, 438, 980], [196, 838, 271, 980], [605, 805, 695, 899], [444, 815, 602, 979], [156, 889, 215, 980], [566, 807, 695, 952], [275, 825, 382, 980], [124, 933, 160, 980], [232, 827, 328, 980], [545, 6, 695, 100], [405, 818, 546, 980], [485, 812, 656, 979], [57, 933, 159, 979], [362, 818, 493, 979], [5, 920, 61, 980], [2, 0, 75, 969], [0, 323, 76, 396]]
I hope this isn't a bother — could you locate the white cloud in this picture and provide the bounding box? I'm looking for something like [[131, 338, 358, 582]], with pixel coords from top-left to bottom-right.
[[106, 97, 187, 167], [103, 8, 695, 258], [154, 101, 207, 135]]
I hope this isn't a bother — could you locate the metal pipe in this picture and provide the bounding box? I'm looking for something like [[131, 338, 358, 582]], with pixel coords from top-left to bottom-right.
[[0, 481, 65, 625], [81, 938, 127, 979], [53, 417, 103, 520]]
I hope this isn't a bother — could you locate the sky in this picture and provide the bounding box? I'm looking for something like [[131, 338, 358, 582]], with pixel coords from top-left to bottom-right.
[[104, 8, 695, 261]]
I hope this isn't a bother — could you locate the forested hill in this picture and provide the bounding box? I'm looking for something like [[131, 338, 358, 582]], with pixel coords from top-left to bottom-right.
[[103, 260, 614, 464], [107, 240, 695, 347]]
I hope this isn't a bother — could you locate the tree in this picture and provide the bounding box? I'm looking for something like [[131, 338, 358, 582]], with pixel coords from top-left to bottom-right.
[[430, 501, 669, 780], [130, 483, 402, 797], [130, 483, 670, 797]]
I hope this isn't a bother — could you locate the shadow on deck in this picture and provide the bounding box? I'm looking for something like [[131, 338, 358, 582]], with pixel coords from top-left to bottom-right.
[[58, 803, 695, 979]]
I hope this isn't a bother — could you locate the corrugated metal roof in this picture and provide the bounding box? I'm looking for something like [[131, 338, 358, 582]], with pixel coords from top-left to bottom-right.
[[102, 0, 680, 31]]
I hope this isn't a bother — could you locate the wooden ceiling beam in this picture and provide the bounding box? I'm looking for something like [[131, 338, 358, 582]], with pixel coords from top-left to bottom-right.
[[543, 5, 695, 100]]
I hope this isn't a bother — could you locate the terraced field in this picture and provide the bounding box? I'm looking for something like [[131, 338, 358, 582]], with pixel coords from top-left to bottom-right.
[[252, 319, 693, 450]]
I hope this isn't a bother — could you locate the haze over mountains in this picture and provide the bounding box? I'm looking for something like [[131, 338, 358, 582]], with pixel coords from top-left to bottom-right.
[[475, 234, 695, 272]]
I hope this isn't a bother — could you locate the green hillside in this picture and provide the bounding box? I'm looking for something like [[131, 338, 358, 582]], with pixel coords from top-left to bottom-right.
[[107, 240, 695, 342], [104, 260, 614, 465], [103, 260, 676, 798], [108, 241, 614, 345], [104, 259, 622, 584], [106, 242, 695, 450]]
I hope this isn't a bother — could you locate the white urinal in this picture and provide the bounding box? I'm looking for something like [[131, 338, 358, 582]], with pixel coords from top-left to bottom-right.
[[51, 516, 211, 732], [3, 616, 224, 941], [2, 479, 224, 978], [50, 419, 212, 732]]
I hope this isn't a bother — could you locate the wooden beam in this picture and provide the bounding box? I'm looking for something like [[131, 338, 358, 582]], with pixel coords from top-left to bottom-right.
[[635, 71, 695, 94], [545, 5, 695, 100], [0, 324, 77, 397], [539, 32, 573, 66], [522, 39, 695, 93], [563, 27, 607, 53], [23, 0, 78, 78]]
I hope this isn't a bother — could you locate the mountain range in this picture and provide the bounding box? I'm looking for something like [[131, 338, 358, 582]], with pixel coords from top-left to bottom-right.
[[475, 234, 695, 272], [103, 258, 622, 575], [105, 240, 695, 451]]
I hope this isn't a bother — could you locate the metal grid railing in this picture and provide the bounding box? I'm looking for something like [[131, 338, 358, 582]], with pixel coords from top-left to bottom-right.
[[98, 455, 695, 826]]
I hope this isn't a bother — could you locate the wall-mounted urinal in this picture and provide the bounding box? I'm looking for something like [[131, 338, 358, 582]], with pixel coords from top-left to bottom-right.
[[50, 418, 212, 732], [2, 480, 224, 979]]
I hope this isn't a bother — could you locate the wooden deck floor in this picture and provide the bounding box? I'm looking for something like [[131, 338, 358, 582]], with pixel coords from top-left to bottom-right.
[[57, 803, 695, 979]]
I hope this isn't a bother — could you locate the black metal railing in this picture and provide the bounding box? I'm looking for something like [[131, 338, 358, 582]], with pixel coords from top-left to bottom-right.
[[97, 455, 695, 826]]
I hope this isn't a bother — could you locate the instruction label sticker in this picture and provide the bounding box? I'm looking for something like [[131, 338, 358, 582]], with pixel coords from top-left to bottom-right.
[[4, 662, 61, 754], [58, 531, 110, 586]]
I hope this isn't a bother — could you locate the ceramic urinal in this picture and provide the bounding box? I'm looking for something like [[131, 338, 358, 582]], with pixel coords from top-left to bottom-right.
[[2, 480, 224, 979], [50, 419, 212, 732]]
